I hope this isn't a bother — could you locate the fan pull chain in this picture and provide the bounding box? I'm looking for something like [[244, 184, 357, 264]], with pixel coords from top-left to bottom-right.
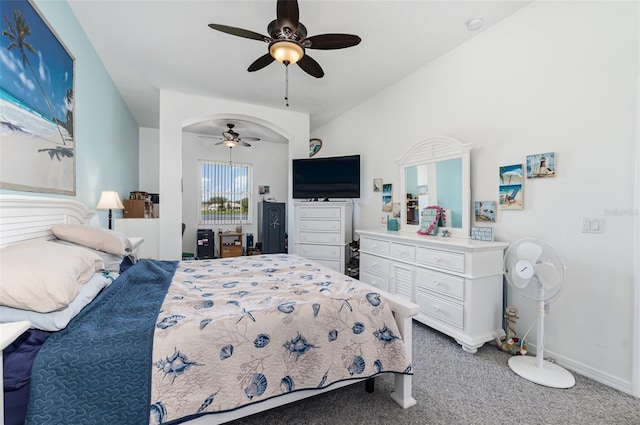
[[284, 64, 290, 107]]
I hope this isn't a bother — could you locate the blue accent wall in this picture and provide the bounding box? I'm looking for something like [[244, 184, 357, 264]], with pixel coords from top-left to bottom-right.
[[435, 158, 462, 228], [0, 0, 138, 227]]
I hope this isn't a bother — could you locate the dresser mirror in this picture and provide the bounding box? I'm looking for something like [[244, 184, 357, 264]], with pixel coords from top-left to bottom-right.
[[396, 136, 472, 238]]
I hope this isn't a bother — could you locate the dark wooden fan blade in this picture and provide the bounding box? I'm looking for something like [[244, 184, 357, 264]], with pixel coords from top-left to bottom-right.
[[198, 135, 222, 140], [297, 55, 324, 78], [242, 137, 260, 141], [248, 53, 275, 72], [208, 23, 270, 42], [215, 141, 224, 145], [239, 140, 252, 147], [277, 0, 299, 31], [305, 34, 361, 50]]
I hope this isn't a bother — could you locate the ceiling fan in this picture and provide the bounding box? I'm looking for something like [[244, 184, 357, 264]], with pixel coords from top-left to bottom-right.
[[208, 0, 361, 79], [199, 123, 258, 148]]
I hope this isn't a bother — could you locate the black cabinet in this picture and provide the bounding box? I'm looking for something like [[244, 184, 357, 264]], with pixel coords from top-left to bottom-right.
[[257, 202, 286, 254], [197, 228, 215, 259]]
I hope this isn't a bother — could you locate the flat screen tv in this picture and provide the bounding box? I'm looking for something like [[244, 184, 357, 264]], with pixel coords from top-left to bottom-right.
[[292, 154, 361, 199]]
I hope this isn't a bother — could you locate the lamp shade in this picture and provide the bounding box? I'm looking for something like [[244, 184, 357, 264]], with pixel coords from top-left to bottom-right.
[[96, 190, 124, 210]]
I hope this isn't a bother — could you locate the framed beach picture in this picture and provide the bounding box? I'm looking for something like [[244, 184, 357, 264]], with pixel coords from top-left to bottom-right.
[[475, 201, 496, 222], [382, 183, 392, 212], [373, 178, 382, 192], [1, 0, 76, 194], [499, 164, 523, 210], [526, 152, 556, 178]]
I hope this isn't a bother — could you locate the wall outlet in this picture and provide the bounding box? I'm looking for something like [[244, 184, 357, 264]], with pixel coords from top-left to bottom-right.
[[582, 217, 605, 234]]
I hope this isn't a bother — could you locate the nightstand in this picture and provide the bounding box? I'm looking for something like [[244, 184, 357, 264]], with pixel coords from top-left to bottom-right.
[[128, 237, 144, 262], [219, 232, 243, 258]]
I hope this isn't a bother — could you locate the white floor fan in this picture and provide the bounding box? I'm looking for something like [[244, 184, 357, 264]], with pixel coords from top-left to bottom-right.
[[504, 238, 575, 388]]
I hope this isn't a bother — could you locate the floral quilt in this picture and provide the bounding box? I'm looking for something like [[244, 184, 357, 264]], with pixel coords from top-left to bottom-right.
[[150, 254, 412, 424]]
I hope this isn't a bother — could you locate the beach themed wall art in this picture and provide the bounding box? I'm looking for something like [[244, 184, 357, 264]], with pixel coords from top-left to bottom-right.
[[309, 138, 322, 157], [499, 164, 523, 210], [475, 201, 496, 222], [0, 0, 75, 195], [392, 202, 401, 218], [382, 183, 392, 212], [526, 152, 556, 178], [373, 178, 382, 192]]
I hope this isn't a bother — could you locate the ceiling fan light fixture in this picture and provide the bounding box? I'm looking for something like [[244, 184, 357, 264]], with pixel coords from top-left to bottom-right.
[[269, 40, 304, 65], [224, 140, 239, 148]]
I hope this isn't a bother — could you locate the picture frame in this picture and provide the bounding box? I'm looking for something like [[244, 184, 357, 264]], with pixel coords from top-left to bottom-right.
[[382, 183, 392, 212], [373, 178, 382, 192], [499, 164, 523, 210], [475, 201, 496, 222], [0, 0, 76, 195], [309, 138, 323, 157], [526, 152, 556, 178]]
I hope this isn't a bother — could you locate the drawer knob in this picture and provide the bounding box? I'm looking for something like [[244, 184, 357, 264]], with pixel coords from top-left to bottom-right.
[[434, 280, 442, 286], [434, 256, 441, 262], [433, 305, 440, 312]]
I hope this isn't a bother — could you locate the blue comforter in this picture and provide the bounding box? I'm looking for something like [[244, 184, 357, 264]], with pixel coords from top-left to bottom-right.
[[25, 260, 178, 425]]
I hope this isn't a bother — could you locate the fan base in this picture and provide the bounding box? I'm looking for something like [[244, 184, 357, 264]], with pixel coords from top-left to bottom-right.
[[508, 355, 576, 388]]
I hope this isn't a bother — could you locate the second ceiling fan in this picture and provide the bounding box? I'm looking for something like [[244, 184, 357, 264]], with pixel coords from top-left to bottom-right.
[[200, 123, 258, 148], [208, 0, 361, 79]]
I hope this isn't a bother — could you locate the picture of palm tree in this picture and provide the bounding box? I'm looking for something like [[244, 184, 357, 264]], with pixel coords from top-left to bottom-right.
[[1, 0, 75, 194]]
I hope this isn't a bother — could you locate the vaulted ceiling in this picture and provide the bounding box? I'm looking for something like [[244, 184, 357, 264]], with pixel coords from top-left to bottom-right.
[[69, 1, 532, 135]]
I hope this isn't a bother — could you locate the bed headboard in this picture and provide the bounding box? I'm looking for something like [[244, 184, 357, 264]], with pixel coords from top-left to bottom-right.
[[0, 195, 94, 248]]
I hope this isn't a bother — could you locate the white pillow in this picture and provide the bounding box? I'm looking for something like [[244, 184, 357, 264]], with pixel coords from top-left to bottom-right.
[[0, 272, 112, 331], [53, 239, 125, 272], [0, 240, 104, 313], [50, 223, 132, 256]]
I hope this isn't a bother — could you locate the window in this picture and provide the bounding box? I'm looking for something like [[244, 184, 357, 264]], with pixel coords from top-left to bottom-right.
[[199, 159, 252, 225]]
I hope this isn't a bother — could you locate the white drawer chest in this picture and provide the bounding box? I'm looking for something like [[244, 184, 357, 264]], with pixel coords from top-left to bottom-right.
[[294, 201, 353, 273], [357, 229, 508, 353]]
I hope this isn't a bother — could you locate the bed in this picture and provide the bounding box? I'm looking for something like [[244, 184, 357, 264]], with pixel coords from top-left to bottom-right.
[[0, 195, 419, 425]]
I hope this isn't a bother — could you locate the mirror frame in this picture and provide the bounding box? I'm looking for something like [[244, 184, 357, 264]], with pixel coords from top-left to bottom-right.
[[396, 136, 472, 238]]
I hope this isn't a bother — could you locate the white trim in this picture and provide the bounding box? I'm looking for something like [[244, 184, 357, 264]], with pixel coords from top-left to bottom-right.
[[632, 69, 640, 397]]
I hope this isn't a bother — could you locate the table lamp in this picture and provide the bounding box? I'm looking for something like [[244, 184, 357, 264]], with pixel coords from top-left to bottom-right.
[[96, 190, 124, 229]]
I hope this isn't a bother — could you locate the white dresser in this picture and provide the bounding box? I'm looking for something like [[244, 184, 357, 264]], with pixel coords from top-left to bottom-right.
[[357, 229, 508, 353], [294, 201, 353, 273]]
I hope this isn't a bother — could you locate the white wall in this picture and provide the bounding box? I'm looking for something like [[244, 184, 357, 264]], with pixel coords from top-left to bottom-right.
[[181, 132, 289, 255], [139, 127, 160, 193], [313, 1, 639, 392], [158, 90, 309, 260]]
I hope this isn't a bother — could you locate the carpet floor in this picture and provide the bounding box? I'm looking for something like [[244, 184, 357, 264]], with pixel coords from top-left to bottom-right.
[[227, 321, 640, 424]]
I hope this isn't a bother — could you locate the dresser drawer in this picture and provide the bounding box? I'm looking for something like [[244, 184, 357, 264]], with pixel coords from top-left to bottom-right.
[[298, 207, 342, 219], [360, 237, 390, 256], [417, 247, 465, 272], [298, 243, 343, 260], [299, 219, 342, 232], [298, 231, 341, 244], [360, 253, 390, 277], [312, 258, 341, 272], [359, 270, 390, 292], [390, 242, 416, 261], [415, 268, 464, 301], [416, 292, 464, 329]]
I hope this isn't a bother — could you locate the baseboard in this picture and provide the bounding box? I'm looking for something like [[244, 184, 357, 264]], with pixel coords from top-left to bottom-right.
[[529, 344, 633, 395]]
